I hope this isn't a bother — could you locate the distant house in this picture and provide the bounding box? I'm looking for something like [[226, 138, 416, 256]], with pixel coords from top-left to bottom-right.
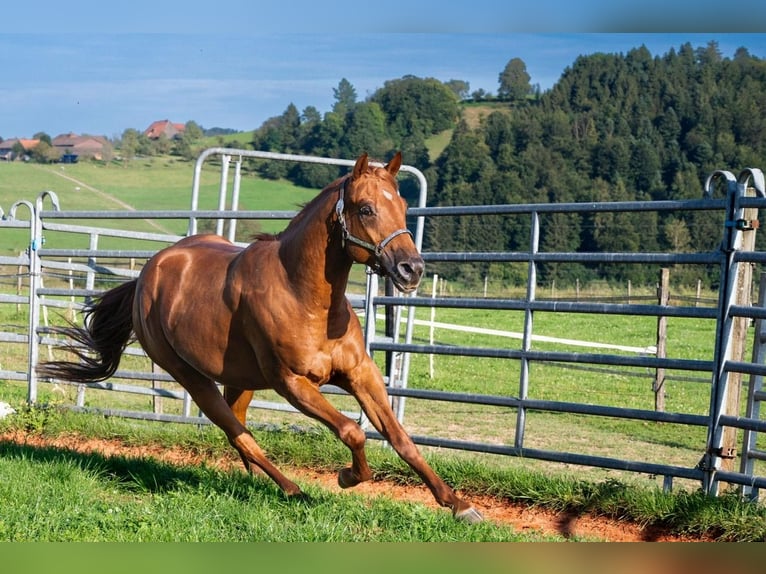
[[0, 138, 40, 161], [52, 133, 112, 161], [144, 120, 186, 140]]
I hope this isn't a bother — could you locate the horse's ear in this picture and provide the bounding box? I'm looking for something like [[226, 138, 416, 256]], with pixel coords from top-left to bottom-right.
[[386, 151, 402, 177], [353, 153, 369, 179]]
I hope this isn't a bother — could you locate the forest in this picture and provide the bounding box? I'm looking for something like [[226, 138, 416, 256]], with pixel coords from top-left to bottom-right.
[[13, 41, 765, 289], [242, 42, 766, 288]]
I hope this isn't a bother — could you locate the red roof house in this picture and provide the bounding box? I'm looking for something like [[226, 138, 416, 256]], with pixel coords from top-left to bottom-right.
[[52, 133, 112, 160], [0, 138, 40, 160], [144, 120, 186, 140]]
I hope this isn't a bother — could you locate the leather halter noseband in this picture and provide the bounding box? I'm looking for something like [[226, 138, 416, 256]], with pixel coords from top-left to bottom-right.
[[334, 177, 413, 268]]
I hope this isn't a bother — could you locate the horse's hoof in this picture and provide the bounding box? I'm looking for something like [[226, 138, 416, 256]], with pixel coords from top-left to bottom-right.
[[286, 490, 311, 502], [454, 506, 484, 524], [337, 467, 359, 489], [284, 486, 306, 498]]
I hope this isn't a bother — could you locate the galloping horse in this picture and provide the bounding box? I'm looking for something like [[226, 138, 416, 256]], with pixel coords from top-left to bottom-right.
[[38, 152, 482, 523]]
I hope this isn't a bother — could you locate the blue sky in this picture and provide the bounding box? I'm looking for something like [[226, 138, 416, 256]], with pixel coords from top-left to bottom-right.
[[1, 2, 765, 139]]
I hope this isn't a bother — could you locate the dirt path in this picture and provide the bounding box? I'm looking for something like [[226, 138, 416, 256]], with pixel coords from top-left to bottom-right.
[[0, 429, 707, 542]]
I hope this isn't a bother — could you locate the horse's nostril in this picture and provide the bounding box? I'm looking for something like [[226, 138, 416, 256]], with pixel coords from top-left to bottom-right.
[[398, 258, 424, 281]]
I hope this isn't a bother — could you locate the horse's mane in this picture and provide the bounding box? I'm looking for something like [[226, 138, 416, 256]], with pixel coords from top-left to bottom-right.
[[247, 158, 396, 245], [248, 175, 347, 244]]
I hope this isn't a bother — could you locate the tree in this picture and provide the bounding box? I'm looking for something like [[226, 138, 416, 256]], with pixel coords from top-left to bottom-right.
[[498, 58, 531, 102], [33, 132, 52, 146], [301, 106, 321, 125], [176, 120, 204, 160], [333, 78, 357, 115], [341, 102, 389, 158], [183, 120, 204, 141], [444, 79, 470, 100], [119, 128, 140, 165], [371, 76, 460, 143], [31, 140, 60, 163]]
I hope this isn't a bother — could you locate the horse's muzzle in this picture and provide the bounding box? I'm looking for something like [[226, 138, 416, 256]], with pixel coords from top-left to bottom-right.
[[391, 254, 424, 293]]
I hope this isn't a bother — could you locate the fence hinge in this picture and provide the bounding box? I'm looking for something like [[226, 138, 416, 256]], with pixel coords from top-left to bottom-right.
[[726, 218, 760, 231], [697, 447, 737, 471]]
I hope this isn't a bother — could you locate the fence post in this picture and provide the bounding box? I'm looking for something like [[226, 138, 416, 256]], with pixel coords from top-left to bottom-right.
[[704, 170, 761, 494], [26, 204, 42, 403], [654, 268, 669, 412], [720, 186, 758, 475], [740, 272, 766, 500]]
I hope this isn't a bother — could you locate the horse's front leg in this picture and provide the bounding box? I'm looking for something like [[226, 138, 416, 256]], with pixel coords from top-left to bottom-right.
[[275, 376, 373, 488], [341, 359, 483, 523]]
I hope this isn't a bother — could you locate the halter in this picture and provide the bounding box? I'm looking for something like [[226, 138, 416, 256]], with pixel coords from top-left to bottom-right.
[[334, 177, 413, 271]]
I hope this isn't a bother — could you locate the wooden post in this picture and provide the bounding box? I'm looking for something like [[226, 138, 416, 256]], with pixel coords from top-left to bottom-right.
[[720, 194, 758, 473], [654, 268, 669, 412], [429, 274, 438, 379], [696, 279, 702, 308], [152, 361, 163, 415]]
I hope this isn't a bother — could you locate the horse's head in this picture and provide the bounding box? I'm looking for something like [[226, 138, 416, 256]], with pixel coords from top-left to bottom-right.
[[335, 152, 424, 293]]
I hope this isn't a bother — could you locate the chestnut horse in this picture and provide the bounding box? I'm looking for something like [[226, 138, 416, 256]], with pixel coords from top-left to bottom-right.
[[38, 152, 482, 523]]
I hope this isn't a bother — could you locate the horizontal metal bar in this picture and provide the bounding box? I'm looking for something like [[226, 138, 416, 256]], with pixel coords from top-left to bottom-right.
[[42, 221, 182, 243], [385, 386, 709, 426], [408, 198, 728, 217], [40, 249, 157, 258], [371, 341, 713, 372], [728, 305, 766, 320], [733, 251, 766, 264], [40, 209, 298, 220], [724, 361, 766, 377], [0, 333, 28, 343], [372, 295, 720, 319], [744, 448, 766, 462], [78, 380, 184, 398], [0, 255, 30, 265], [719, 415, 766, 433], [712, 469, 766, 491], [423, 251, 721, 265], [0, 220, 32, 229], [365, 430, 705, 482]]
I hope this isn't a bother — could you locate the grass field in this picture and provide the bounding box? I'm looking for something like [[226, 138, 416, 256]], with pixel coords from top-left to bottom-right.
[[2, 155, 765, 541], [0, 157, 321, 255]]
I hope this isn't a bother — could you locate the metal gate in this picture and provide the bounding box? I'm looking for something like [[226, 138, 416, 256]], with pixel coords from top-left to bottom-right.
[[1, 150, 765, 499]]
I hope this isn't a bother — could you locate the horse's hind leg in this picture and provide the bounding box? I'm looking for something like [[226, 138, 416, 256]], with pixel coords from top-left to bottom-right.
[[223, 386, 256, 472], [276, 377, 373, 488], [173, 372, 302, 496]]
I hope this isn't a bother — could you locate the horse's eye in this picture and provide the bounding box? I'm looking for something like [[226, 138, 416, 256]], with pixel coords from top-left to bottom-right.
[[359, 205, 375, 217]]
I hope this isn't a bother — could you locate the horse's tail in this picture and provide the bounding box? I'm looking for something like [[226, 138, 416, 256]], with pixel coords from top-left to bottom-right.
[[37, 279, 137, 383]]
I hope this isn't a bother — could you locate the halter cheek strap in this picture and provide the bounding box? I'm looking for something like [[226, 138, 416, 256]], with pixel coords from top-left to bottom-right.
[[335, 178, 413, 262]]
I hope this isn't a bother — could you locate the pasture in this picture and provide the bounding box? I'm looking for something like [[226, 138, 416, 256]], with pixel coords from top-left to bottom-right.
[[0, 158, 321, 255], [1, 156, 766, 541]]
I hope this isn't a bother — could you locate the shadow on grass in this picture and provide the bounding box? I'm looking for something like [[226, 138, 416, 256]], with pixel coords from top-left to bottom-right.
[[0, 437, 311, 507]]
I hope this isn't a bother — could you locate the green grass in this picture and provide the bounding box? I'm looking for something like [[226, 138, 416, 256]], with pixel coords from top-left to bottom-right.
[[0, 157, 321, 255], [0, 406, 764, 541], [0, 408, 551, 542]]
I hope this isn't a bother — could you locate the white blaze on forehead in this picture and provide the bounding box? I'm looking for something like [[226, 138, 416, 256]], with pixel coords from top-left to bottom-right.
[[382, 189, 394, 201]]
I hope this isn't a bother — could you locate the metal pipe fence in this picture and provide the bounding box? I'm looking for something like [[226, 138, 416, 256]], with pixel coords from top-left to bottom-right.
[[1, 151, 765, 500]]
